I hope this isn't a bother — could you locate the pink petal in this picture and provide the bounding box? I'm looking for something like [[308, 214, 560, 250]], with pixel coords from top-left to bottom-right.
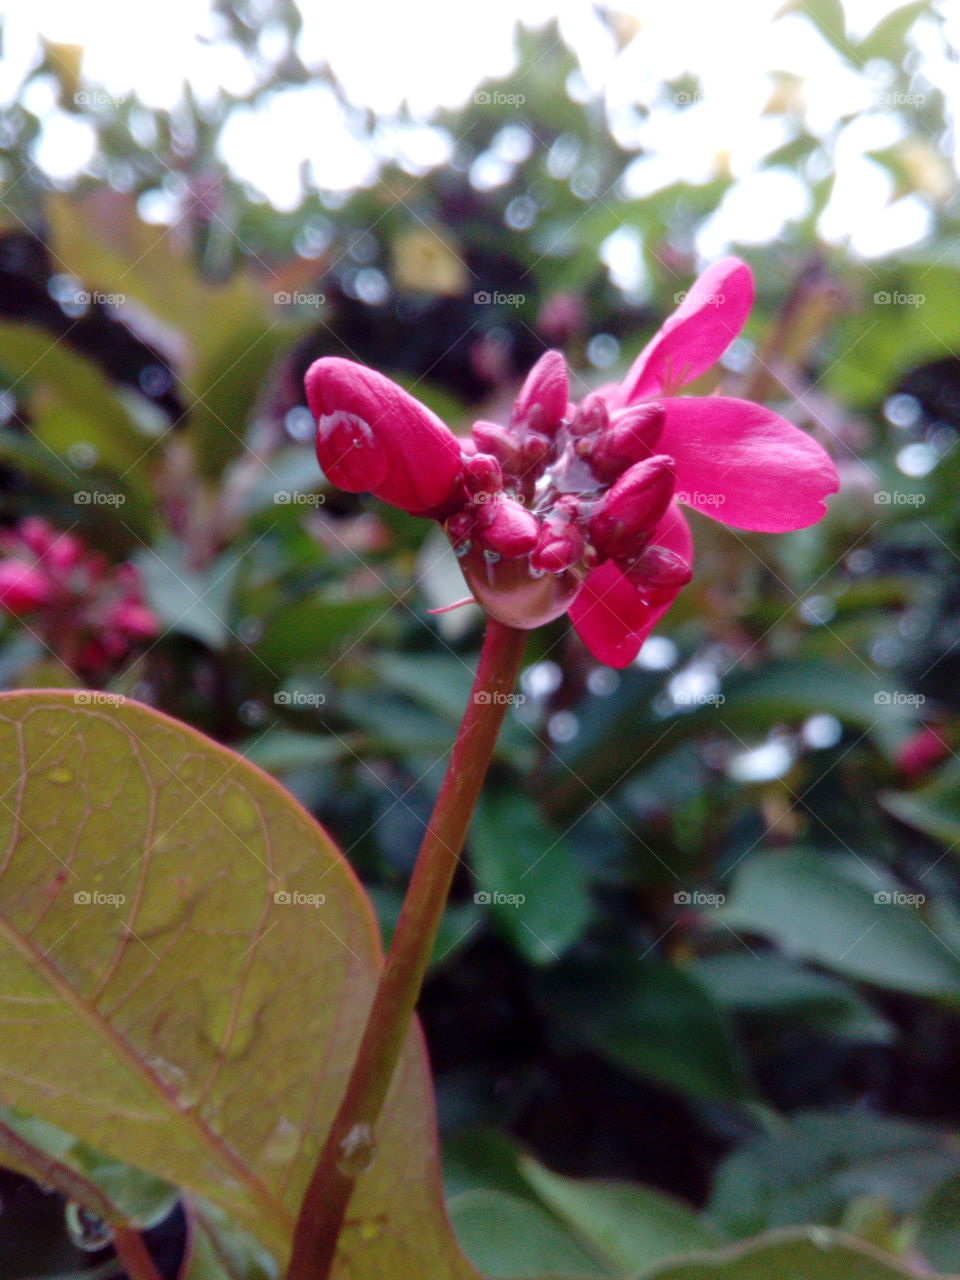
[[661, 397, 839, 532], [306, 357, 463, 514], [569, 561, 679, 668], [621, 257, 754, 401]]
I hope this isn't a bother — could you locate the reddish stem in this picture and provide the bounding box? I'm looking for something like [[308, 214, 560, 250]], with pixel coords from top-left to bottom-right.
[[113, 1228, 165, 1280], [286, 618, 527, 1279]]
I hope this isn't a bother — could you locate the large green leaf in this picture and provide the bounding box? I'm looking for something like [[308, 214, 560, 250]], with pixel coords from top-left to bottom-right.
[[709, 1110, 960, 1238], [537, 955, 747, 1103], [449, 1189, 610, 1277], [638, 1228, 949, 1280], [716, 850, 960, 997], [0, 691, 477, 1278], [518, 1157, 721, 1273], [470, 791, 592, 964]]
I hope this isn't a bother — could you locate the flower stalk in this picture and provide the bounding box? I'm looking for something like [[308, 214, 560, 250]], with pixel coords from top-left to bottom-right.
[[286, 618, 527, 1280]]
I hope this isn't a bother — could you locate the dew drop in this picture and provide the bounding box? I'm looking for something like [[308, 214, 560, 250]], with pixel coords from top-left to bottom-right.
[[65, 1201, 113, 1252], [336, 1123, 377, 1176], [454, 540, 472, 558], [482, 549, 501, 564], [261, 1117, 300, 1164], [47, 766, 73, 785]]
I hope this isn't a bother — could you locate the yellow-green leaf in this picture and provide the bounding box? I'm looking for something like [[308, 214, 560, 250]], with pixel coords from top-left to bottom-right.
[[0, 691, 477, 1279]]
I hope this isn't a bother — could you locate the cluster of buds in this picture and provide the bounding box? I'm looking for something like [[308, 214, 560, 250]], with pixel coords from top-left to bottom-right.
[[0, 518, 158, 672], [443, 352, 691, 631], [308, 258, 840, 666]]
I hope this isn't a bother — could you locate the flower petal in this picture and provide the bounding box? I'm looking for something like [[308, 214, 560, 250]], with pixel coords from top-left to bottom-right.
[[569, 561, 679, 668], [661, 397, 839, 532], [306, 357, 463, 514], [621, 257, 754, 401]]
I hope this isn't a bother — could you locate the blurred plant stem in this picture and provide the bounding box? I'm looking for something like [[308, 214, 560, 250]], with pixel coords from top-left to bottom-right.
[[286, 618, 527, 1279], [112, 1228, 164, 1280]]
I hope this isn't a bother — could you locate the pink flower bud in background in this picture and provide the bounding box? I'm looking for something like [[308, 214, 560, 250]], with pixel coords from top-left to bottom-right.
[[0, 560, 51, 614]]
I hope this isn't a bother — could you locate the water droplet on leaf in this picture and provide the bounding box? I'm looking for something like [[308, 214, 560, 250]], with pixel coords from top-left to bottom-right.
[[261, 1117, 300, 1164], [65, 1202, 113, 1252], [336, 1123, 376, 1176]]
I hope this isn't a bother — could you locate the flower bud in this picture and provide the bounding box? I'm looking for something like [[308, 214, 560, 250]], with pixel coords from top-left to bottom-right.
[[476, 497, 539, 557], [472, 421, 523, 471], [589, 455, 676, 558], [531, 516, 585, 573], [624, 542, 692, 590], [0, 560, 51, 614], [512, 350, 569, 435], [590, 402, 665, 482], [463, 452, 503, 498]]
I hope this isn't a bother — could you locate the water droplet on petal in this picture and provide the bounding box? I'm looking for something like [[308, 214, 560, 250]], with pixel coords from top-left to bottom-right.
[[261, 1117, 300, 1164], [336, 1123, 377, 1176], [482, 549, 501, 563], [65, 1202, 113, 1252], [454, 540, 472, 558]]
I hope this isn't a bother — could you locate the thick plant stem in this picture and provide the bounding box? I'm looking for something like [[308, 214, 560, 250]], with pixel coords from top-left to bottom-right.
[[113, 1228, 164, 1280], [286, 618, 527, 1280]]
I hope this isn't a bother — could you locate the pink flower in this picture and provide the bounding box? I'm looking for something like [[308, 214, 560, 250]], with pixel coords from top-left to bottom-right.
[[304, 258, 839, 667], [0, 518, 158, 672]]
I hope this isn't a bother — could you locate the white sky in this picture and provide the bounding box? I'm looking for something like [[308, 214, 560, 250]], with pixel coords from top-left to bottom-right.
[[2, 0, 957, 261]]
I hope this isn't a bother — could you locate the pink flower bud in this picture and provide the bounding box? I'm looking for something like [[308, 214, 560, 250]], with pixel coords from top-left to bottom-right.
[[472, 421, 523, 471], [589, 455, 676, 558], [111, 600, 159, 639], [19, 518, 56, 557], [45, 532, 85, 574], [0, 560, 51, 614], [307, 357, 463, 515], [512, 350, 569, 435], [570, 392, 609, 438], [463, 453, 503, 498], [591, 402, 666, 481], [531, 516, 585, 573], [624, 542, 693, 590], [476, 497, 539, 557]]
